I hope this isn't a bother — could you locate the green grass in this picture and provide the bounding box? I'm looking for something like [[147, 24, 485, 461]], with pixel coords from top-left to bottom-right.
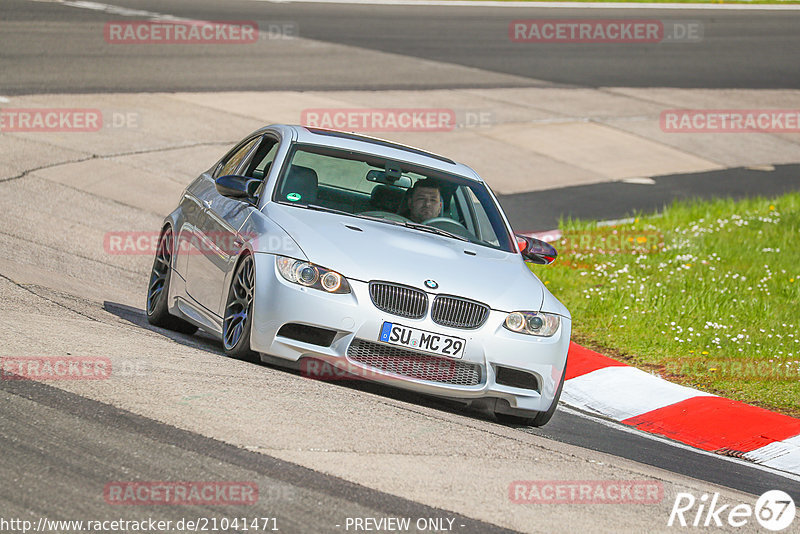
[[534, 192, 800, 417], [468, 0, 800, 4]]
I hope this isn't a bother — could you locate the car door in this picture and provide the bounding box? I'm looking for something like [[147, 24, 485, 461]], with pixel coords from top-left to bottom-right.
[[183, 136, 262, 316], [212, 134, 282, 315]]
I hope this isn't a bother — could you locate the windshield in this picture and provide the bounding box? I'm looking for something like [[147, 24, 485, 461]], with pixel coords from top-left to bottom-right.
[[271, 144, 515, 252]]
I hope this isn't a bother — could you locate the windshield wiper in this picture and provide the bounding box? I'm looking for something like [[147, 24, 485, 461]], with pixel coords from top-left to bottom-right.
[[279, 203, 466, 240], [289, 202, 403, 226], [302, 203, 351, 216], [402, 221, 470, 242]]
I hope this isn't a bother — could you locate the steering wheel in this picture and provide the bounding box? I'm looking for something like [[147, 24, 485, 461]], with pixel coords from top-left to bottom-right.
[[358, 210, 412, 223], [422, 217, 470, 237]]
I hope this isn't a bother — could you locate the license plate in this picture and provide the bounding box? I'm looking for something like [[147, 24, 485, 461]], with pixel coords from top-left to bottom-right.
[[379, 322, 466, 359]]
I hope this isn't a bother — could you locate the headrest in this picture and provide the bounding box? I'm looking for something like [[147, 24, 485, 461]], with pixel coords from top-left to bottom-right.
[[281, 165, 318, 204], [370, 184, 405, 212]]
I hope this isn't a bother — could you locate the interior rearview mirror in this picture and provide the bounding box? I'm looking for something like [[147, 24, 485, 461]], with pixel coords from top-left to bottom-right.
[[366, 169, 412, 188]]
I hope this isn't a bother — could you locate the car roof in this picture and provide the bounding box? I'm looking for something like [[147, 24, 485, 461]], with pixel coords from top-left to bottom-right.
[[260, 124, 484, 182]]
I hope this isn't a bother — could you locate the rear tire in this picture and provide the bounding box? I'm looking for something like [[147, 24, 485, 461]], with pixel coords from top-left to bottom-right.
[[146, 226, 198, 335], [222, 254, 259, 362]]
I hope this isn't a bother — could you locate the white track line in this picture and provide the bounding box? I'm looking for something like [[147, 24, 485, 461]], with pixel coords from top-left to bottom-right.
[[256, 0, 800, 10], [558, 405, 800, 484], [745, 436, 800, 472]]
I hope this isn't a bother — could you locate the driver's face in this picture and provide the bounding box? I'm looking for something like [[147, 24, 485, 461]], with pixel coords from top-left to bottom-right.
[[409, 187, 441, 223]]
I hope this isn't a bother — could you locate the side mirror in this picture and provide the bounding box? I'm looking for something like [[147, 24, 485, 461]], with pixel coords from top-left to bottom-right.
[[515, 234, 557, 265], [215, 175, 259, 202]]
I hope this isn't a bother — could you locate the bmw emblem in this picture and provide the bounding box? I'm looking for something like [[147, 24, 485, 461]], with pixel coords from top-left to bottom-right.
[[424, 279, 438, 289]]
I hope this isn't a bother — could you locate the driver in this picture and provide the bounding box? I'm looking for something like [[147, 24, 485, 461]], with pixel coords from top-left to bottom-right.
[[400, 179, 442, 223]]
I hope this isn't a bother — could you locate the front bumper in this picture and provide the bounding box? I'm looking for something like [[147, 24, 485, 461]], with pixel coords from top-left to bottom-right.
[[250, 253, 571, 414]]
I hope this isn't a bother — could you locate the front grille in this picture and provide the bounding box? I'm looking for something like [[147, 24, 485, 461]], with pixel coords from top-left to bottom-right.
[[347, 339, 482, 386], [369, 282, 427, 319], [431, 295, 490, 329]]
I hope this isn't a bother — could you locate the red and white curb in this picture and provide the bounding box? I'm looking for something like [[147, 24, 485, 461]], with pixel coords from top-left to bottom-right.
[[524, 229, 800, 476], [562, 342, 800, 476]]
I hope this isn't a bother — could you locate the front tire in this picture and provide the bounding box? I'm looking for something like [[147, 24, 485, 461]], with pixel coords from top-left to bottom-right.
[[146, 226, 198, 335], [222, 254, 258, 362], [496, 357, 567, 427]]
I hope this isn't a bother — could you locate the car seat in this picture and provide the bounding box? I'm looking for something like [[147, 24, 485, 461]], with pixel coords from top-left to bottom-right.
[[280, 165, 318, 204], [370, 184, 405, 213]]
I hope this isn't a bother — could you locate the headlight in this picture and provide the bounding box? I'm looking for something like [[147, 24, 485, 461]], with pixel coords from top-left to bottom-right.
[[276, 256, 350, 294], [504, 311, 560, 337], [320, 271, 343, 292]]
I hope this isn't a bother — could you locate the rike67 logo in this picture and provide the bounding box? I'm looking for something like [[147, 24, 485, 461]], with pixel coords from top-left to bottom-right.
[[668, 490, 795, 531]]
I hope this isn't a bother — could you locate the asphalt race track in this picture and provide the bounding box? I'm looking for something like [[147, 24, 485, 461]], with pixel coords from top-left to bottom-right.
[[1, 0, 800, 532], [500, 163, 800, 230], [3, 0, 800, 93]]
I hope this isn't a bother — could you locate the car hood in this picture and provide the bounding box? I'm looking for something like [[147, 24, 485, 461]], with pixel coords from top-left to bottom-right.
[[264, 204, 545, 312]]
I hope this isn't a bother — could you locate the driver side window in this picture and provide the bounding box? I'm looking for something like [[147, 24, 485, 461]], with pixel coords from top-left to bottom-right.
[[246, 140, 279, 180], [216, 137, 260, 178], [245, 137, 279, 199]]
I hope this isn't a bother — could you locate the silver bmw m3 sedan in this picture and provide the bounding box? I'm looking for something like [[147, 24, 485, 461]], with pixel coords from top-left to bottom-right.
[[146, 124, 571, 426]]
